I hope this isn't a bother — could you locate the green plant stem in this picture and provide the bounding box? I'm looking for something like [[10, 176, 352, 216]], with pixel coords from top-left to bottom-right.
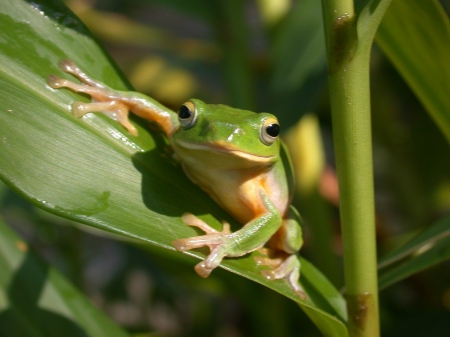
[[331, 53, 379, 337], [321, 1, 379, 336]]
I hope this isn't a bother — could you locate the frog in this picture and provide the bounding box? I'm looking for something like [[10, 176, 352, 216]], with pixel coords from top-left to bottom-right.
[[47, 59, 306, 299]]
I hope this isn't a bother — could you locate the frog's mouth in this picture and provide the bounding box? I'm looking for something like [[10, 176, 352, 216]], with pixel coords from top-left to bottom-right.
[[176, 140, 276, 164]]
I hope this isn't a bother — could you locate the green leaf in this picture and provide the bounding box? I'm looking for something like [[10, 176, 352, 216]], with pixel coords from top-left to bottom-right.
[[0, 1, 348, 335], [0, 216, 131, 337], [376, 0, 450, 142], [378, 215, 450, 290]]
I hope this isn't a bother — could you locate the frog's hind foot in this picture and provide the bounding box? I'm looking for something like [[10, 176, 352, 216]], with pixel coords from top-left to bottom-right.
[[256, 251, 306, 300]]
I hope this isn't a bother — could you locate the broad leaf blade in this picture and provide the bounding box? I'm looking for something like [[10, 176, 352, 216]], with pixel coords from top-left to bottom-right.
[[376, 0, 450, 142], [0, 1, 347, 335], [0, 217, 131, 337]]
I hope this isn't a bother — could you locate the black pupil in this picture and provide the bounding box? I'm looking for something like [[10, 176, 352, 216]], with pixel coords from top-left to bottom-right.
[[178, 105, 192, 119], [266, 123, 280, 137]]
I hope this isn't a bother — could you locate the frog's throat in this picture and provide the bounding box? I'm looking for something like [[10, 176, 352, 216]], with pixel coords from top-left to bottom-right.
[[176, 140, 276, 163]]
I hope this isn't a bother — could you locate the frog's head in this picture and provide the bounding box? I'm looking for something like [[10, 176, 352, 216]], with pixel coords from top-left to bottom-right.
[[172, 99, 281, 165]]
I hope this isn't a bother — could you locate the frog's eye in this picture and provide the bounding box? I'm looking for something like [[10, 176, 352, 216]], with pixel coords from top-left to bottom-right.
[[178, 101, 198, 129], [260, 117, 280, 146]]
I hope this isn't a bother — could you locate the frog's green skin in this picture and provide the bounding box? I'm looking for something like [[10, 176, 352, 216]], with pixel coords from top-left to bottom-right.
[[47, 59, 305, 299]]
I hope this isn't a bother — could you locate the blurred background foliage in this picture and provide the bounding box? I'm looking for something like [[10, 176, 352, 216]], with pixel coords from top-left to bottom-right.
[[2, 0, 450, 335]]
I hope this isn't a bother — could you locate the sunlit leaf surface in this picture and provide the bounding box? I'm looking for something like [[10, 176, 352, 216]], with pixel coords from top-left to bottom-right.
[[0, 1, 348, 335]]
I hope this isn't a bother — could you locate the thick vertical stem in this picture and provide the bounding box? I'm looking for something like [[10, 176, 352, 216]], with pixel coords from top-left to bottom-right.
[[330, 53, 379, 337], [321, 1, 379, 336]]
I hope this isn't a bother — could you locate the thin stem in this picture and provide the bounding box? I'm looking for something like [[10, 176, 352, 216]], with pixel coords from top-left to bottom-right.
[[321, 1, 379, 336]]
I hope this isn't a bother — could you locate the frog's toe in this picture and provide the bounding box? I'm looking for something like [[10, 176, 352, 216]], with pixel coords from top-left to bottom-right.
[[171, 237, 192, 252], [59, 59, 78, 73], [47, 75, 66, 89], [254, 249, 284, 268], [194, 245, 227, 277], [261, 268, 280, 280], [181, 213, 231, 236], [72, 102, 91, 118], [181, 213, 218, 234], [171, 233, 224, 252], [194, 261, 214, 278], [288, 268, 306, 300]]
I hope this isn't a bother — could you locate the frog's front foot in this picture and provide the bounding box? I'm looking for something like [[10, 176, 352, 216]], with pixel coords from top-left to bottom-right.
[[47, 59, 138, 136], [172, 213, 232, 278], [255, 250, 306, 300]]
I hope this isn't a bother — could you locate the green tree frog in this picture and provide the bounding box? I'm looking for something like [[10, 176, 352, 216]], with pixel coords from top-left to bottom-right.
[[47, 60, 306, 299]]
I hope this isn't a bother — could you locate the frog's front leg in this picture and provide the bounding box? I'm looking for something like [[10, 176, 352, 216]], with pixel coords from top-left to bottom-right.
[[172, 193, 282, 278], [47, 59, 176, 137], [50, 59, 109, 89], [173, 213, 231, 277]]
